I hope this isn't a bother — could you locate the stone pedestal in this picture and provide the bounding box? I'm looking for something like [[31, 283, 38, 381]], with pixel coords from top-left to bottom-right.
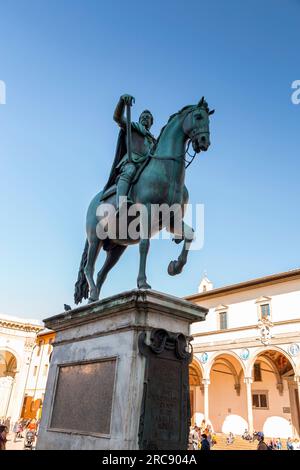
[[36, 289, 207, 450]]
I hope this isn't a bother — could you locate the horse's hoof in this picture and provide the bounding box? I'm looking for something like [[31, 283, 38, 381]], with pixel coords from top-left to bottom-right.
[[172, 237, 184, 245], [88, 297, 98, 304], [168, 260, 183, 276], [137, 280, 152, 289], [168, 260, 176, 276]]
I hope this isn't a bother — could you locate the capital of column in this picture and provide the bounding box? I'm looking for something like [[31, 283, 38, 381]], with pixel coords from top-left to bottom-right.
[[244, 377, 253, 385], [202, 378, 210, 386], [294, 375, 300, 384], [276, 382, 284, 396]]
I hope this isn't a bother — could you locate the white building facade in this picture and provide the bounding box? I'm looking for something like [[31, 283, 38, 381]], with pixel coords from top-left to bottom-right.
[[0, 314, 43, 424], [187, 270, 300, 439], [21, 329, 55, 420]]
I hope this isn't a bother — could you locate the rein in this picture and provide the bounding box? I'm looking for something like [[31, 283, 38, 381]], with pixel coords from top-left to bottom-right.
[[151, 105, 209, 169], [151, 140, 197, 169]]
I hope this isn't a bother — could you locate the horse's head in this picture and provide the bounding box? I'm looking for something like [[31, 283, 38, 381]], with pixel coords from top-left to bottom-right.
[[182, 97, 214, 153]]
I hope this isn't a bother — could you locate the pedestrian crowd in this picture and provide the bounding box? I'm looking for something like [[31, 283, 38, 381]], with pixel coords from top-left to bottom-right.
[[188, 424, 300, 451], [0, 416, 40, 450], [286, 437, 300, 450], [188, 420, 217, 450]]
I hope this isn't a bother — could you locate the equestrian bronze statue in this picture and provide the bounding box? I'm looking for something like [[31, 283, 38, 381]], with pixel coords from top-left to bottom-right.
[[74, 94, 214, 304]]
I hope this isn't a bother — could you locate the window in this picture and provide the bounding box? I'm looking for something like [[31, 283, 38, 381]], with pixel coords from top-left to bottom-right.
[[43, 364, 48, 376], [33, 366, 38, 376], [260, 304, 270, 320], [219, 312, 228, 330], [255, 297, 272, 322], [254, 363, 262, 381], [36, 340, 44, 356], [252, 391, 268, 409]]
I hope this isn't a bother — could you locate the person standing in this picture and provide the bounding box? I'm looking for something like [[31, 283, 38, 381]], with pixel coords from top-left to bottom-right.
[[276, 438, 282, 450], [200, 433, 211, 450], [257, 432, 270, 450], [287, 437, 294, 450], [0, 425, 8, 450], [12, 421, 19, 442]]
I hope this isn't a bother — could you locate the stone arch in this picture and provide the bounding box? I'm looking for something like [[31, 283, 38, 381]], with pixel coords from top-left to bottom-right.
[[0, 349, 19, 418], [259, 355, 284, 395], [189, 357, 204, 426], [207, 351, 247, 434], [248, 346, 297, 439], [0, 346, 22, 373], [214, 357, 241, 396], [206, 350, 246, 379], [295, 359, 300, 377], [238, 369, 244, 382], [189, 355, 204, 383], [246, 345, 296, 377], [0, 349, 18, 378]]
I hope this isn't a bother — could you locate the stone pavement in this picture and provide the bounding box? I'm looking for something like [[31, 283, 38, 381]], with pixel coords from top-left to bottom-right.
[[6, 432, 36, 450], [211, 433, 287, 451]]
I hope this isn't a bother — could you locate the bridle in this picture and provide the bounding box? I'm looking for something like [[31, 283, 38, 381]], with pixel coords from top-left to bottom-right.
[[151, 106, 209, 169]]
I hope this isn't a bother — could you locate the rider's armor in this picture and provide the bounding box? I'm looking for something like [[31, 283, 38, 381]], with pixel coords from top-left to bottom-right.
[[115, 122, 156, 205]]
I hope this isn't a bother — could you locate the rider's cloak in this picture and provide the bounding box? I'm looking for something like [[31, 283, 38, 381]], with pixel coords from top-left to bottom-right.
[[103, 129, 127, 192], [103, 123, 156, 192]]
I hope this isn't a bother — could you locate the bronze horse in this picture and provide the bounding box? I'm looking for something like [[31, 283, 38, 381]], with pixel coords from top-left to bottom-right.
[[75, 98, 213, 304]]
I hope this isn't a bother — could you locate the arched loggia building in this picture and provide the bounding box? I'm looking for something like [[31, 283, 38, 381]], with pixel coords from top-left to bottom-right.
[[248, 348, 297, 438], [187, 269, 300, 439], [0, 314, 43, 426], [0, 350, 18, 417]]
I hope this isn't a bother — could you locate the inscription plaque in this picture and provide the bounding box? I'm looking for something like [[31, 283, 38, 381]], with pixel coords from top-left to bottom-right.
[[138, 329, 192, 450], [50, 359, 116, 435]]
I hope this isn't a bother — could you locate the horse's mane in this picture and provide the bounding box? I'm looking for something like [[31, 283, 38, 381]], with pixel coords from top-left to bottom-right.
[[153, 105, 195, 152]]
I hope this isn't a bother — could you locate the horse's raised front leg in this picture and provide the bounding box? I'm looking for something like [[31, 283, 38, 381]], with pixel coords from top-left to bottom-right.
[[84, 240, 102, 303], [168, 221, 195, 276], [96, 244, 127, 297], [137, 238, 151, 289]]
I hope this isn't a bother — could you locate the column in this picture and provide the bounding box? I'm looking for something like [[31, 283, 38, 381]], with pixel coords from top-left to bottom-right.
[[0, 376, 14, 417], [202, 378, 210, 423], [294, 376, 300, 438], [294, 376, 300, 404], [244, 377, 254, 434]]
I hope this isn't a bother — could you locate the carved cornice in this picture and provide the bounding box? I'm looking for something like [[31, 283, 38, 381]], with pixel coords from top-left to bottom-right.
[[192, 318, 300, 338], [0, 319, 43, 334], [44, 289, 207, 333], [192, 333, 300, 352]]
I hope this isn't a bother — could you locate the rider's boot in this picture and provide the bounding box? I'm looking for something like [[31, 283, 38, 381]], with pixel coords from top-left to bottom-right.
[[116, 178, 131, 213]]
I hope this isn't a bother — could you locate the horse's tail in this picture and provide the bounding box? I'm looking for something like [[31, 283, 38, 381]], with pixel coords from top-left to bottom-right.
[[74, 240, 89, 304]]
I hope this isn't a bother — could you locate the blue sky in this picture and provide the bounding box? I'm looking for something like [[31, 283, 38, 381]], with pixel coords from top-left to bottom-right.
[[0, 0, 299, 319]]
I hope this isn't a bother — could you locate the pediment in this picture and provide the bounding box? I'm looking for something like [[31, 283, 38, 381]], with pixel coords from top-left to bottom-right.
[[215, 304, 229, 312], [255, 296, 271, 304]]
